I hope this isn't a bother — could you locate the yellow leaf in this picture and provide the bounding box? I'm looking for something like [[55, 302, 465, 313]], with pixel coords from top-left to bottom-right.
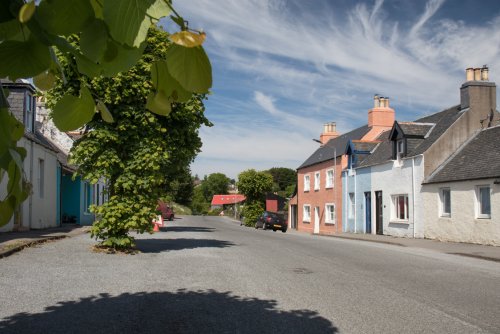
[[170, 31, 206, 48], [33, 71, 56, 91], [19, 1, 36, 23]]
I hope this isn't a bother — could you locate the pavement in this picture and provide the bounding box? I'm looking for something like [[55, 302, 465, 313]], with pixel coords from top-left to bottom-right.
[[0, 224, 91, 259], [1, 220, 499, 262]]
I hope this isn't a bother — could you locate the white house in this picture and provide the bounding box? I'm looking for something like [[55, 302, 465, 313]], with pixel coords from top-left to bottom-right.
[[1, 80, 60, 231], [422, 125, 500, 246]]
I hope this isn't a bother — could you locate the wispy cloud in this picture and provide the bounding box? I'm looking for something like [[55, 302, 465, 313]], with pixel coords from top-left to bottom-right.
[[178, 0, 500, 178]]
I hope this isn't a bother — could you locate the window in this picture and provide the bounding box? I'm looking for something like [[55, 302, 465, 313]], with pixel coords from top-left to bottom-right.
[[38, 159, 44, 198], [439, 188, 451, 217], [303, 205, 311, 222], [326, 169, 334, 188], [476, 186, 491, 219], [304, 174, 310, 192], [325, 204, 335, 224], [397, 139, 405, 159], [25, 93, 34, 132], [392, 194, 409, 221], [314, 172, 320, 190], [348, 193, 355, 218], [84, 182, 92, 214]]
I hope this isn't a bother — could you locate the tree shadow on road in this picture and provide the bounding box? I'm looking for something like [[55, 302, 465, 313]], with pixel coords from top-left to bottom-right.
[[135, 238, 235, 253], [160, 226, 216, 233], [0, 290, 337, 333]]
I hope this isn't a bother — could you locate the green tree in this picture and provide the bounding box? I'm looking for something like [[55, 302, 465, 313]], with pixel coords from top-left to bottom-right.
[[191, 186, 210, 215], [0, 0, 212, 226], [265, 167, 296, 193], [45, 27, 211, 249], [237, 169, 273, 203], [200, 173, 230, 202], [167, 167, 195, 206]]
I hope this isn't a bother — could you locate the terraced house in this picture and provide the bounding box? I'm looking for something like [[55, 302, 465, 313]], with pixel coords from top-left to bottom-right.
[[343, 67, 500, 245], [289, 95, 396, 234]]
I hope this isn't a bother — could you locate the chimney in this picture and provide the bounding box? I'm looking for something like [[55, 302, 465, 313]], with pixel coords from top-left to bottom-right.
[[320, 122, 339, 144], [460, 66, 496, 111], [368, 94, 395, 128]]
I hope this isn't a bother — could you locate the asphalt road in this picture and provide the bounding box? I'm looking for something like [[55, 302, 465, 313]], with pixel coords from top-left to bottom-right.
[[0, 216, 499, 333]]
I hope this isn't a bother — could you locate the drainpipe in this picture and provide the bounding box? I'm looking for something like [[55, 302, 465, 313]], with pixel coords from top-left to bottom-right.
[[412, 157, 416, 238], [354, 163, 357, 233], [28, 140, 34, 230]]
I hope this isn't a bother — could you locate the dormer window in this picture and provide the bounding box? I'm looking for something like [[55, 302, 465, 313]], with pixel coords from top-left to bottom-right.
[[397, 139, 405, 159], [25, 92, 35, 132]]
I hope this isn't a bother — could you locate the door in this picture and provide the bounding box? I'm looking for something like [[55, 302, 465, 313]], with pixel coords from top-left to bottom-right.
[[364, 192, 371, 234], [314, 206, 320, 234], [290, 205, 298, 229], [375, 191, 383, 235]]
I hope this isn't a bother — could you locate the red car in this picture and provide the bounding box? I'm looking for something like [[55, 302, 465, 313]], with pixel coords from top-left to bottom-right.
[[157, 201, 175, 221]]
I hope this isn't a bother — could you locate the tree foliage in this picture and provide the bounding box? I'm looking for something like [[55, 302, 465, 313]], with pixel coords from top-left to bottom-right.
[[237, 169, 273, 203], [0, 0, 212, 226], [265, 167, 296, 197], [200, 173, 230, 201], [45, 28, 211, 249]]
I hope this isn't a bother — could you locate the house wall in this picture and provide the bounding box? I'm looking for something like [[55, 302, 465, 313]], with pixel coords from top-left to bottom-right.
[[62, 174, 81, 223], [0, 137, 58, 231], [296, 158, 343, 234], [370, 155, 424, 238], [343, 167, 372, 233], [424, 82, 499, 177], [422, 179, 500, 246], [79, 181, 94, 226]]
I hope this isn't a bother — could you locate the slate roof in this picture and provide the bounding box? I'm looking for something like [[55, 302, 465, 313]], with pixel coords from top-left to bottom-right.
[[398, 122, 434, 137], [359, 105, 462, 168], [298, 125, 370, 169], [424, 125, 500, 184], [352, 141, 379, 152]]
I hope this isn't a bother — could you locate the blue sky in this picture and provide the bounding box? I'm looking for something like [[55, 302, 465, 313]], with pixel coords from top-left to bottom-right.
[[172, 0, 500, 179]]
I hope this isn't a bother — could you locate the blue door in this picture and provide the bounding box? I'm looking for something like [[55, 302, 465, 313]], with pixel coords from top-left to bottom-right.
[[364, 192, 371, 234]]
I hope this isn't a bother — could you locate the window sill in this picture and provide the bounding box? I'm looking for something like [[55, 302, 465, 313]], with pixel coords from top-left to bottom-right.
[[325, 221, 335, 225], [304, 189, 310, 193], [325, 185, 333, 189], [302, 220, 311, 224], [389, 220, 409, 224], [476, 215, 491, 219], [440, 214, 451, 218]]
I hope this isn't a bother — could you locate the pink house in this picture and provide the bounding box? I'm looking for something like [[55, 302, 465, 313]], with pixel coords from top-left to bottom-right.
[[289, 96, 395, 234]]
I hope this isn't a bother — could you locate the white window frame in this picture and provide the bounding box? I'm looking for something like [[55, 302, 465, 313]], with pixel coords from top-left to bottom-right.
[[325, 203, 336, 224], [476, 185, 491, 219], [397, 139, 405, 159], [303, 204, 311, 222], [25, 93, 34, 132], [439, 187, 451, 217], [391, 194, 409, 221], [348, 193, 355, 219], [325, 169, 334, 188], [83, 182, 92, 214], [38, 159, 44, 198], [304, 174, 310, 192], [314, 172, 320, 190]]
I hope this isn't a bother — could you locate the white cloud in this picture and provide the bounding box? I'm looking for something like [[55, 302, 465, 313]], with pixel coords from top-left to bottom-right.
[[175, 0, 500, 178]]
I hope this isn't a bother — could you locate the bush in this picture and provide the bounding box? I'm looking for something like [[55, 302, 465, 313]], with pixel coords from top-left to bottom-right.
[[241, 202, 264, 227]]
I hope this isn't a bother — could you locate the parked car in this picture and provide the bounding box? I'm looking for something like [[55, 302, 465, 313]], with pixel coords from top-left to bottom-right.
[[255, 211, 287, 233], [157, 200, 175, 221]]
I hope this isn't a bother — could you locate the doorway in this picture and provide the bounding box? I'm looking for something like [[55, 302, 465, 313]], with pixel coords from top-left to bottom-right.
[[375, 191, 383, 235], [290, 205, 298, 229], [314, 207, 320, 234], [364, 192, 371, 234]]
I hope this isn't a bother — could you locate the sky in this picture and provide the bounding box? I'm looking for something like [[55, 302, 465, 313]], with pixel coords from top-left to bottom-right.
[[171, 0, 500, 179]]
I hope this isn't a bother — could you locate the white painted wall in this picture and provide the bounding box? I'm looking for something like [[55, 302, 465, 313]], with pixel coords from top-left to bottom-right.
[[370, 156, 425, 238], [422, 179, 500, 246], [0, 136, 58, 231]]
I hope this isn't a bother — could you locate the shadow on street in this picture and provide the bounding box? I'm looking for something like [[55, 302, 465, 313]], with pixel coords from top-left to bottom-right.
[[135, 238, 235, 253], [160, 226, 216, 233], [0, 290, 337, 333]]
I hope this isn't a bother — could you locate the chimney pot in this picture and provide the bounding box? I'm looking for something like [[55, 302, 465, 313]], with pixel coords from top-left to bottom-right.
[[481, 65, 489, 81], [466, 68, 474, 81], [474, 68, 481, 81], [373, 94, 380, 108]]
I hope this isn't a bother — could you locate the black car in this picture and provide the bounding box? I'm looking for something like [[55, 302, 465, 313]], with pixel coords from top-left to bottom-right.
[[255, 211, 287, 233]]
